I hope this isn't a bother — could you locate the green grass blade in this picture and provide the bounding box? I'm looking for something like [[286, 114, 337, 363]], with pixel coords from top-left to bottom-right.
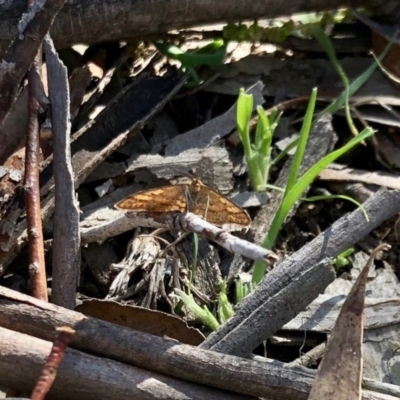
[[237, 90, 264, 190], [255, 106, 271, 151], [304, 194, 369, 221], [263, 127, 374, 250], [235, 279, 244, 303], [188, 233, 199, 294], [263, 185, 369, 221], [312, 26, 357, 135], [264, 183, 285, 192], [252, 260, 267, 285], [318, 35, 394, 118], [236, 90, 253, 141], [218, 280, 234, 323], [285, 88, 317, 194], [271, 137, 298, 166], [252, 128, 373, 284]]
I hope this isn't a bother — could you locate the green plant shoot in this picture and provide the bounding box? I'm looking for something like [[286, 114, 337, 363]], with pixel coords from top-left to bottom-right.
[[252, 126, 374, 284], [217, 280, 234, 324], [236, 89, 281, 191], [333, 248, 355, 271], [175, 289, 220, 331]]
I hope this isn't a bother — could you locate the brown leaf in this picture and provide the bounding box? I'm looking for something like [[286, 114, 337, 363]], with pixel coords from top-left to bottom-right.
[[308, 244, 391, 400], [76, 299, 205, 345]]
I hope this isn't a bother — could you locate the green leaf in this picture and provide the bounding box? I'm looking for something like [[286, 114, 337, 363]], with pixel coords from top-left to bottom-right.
[[333, 248, 355, 270], [154, 39, 227, 88], [255, 106, 271, 150], [154, 40, 227, 66]]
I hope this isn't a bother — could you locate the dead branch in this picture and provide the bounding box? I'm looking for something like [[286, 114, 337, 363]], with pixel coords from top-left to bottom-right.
[[24, 52, 48, 302], [0, 0, 393, 59], [201, 189, 400, 356], [44, 36, 80, 309], [0, 87, 29, 165], [0, 286, 397, 400], [0, 326, 250, 400]]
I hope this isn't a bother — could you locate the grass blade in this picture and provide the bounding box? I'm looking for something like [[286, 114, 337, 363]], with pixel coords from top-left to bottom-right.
[[264, 127, 374, 250], [285, 88, 317, 194]]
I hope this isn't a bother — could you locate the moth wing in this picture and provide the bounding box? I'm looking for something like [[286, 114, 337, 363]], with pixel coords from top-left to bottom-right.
[[192, 184, 251, 226], [116, 185, 187, 213]]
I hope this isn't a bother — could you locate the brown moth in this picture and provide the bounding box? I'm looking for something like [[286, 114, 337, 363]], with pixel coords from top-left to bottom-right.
[[116, 179, 251, 227]]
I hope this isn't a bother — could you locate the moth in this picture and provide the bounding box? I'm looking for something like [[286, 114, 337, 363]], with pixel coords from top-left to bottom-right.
[[116, 179, 251, 227]]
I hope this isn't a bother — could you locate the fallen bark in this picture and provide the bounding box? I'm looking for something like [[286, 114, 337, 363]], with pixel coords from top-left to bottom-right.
[[0, 286, 397, 400], [0, 0, 392, 58], [0, 0, 66, 127], [44, 36, 80, 309]]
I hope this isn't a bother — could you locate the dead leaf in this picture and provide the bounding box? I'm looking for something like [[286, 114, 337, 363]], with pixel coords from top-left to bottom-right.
[[308, 244, 391, 400], [76, 299, 205, 345]]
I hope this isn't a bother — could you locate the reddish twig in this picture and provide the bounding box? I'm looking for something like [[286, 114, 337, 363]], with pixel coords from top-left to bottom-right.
[[30, 326, 75, 400], [24, 52, 48, 302]]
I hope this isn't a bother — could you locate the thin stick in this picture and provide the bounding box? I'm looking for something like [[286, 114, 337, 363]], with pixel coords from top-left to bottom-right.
[[80, 210, 279, 263], [24, 51, 48, 302], [30, 327, 75, 400]]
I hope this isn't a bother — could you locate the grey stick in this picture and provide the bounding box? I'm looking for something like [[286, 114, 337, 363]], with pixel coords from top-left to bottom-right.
[[201, 189, 400, 356]]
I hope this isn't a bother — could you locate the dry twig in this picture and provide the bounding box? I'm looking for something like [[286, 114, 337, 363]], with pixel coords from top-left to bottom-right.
[[31, 327, 75, 400], [80, 210, 278, 263], [24, 52, 47, 302]]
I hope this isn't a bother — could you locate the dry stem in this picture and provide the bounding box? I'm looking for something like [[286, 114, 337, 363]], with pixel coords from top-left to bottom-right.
[[24, 52, 48, 302]]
